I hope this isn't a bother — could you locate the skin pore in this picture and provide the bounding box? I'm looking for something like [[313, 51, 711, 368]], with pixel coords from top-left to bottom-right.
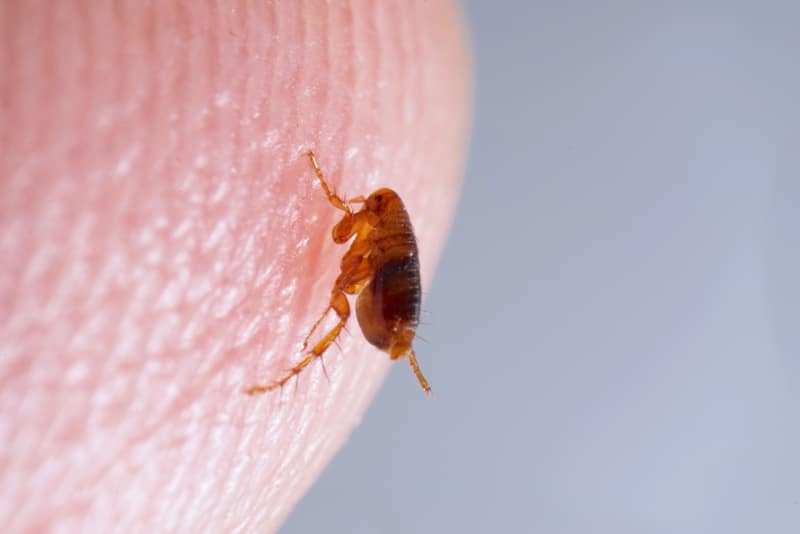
[[1, 1, 470, 531]]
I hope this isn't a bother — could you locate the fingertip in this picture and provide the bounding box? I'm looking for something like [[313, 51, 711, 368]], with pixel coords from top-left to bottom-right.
[[1, 1, 470, 532]]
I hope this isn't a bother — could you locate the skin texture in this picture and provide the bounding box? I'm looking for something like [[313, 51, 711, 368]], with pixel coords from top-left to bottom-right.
[[0, 1, 470, 532]]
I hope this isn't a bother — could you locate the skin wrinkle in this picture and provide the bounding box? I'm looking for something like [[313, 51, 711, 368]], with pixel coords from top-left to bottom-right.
[[0, 1, 469, 532]]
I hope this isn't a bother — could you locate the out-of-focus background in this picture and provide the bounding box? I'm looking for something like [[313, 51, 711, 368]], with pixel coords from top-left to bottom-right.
[[283, 3, 800, 533]]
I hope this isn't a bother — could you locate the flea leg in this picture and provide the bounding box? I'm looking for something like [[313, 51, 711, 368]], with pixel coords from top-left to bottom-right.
[[300, 241, 371, 351], [245, 292, 351, 395], [307, 151, 351, 213], [408, 351, 432, 394], [299, 304, 334, 352]]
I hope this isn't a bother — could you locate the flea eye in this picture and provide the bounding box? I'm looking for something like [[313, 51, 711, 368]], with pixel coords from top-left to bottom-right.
[[367, 193, 384, 211]]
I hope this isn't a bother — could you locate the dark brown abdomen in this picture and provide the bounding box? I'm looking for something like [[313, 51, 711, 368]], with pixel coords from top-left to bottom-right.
[[356, 251, 421, 350]]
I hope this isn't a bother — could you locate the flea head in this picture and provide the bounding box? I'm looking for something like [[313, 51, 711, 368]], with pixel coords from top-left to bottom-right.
[[365, 188, 400, 215]]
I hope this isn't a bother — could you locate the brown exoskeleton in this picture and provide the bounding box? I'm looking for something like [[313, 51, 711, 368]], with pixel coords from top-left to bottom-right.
[[245, 151, 430, 395]]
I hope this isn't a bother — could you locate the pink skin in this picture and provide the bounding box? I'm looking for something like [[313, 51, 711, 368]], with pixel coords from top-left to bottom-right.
[[1, 2, 470, 532]]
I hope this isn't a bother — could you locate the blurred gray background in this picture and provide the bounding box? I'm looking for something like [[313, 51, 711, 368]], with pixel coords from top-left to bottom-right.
[[283, 3, 800, 533]]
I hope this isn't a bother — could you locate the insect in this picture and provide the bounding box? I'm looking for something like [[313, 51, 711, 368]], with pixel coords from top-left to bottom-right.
[[245, 151, 431, 395]]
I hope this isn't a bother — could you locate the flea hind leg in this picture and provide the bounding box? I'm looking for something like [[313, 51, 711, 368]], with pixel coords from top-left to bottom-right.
[[300, 242, 371, 351], [300, 304, 334, 352], [245, 257, 374, 395], [245, 292, 351, 394]]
